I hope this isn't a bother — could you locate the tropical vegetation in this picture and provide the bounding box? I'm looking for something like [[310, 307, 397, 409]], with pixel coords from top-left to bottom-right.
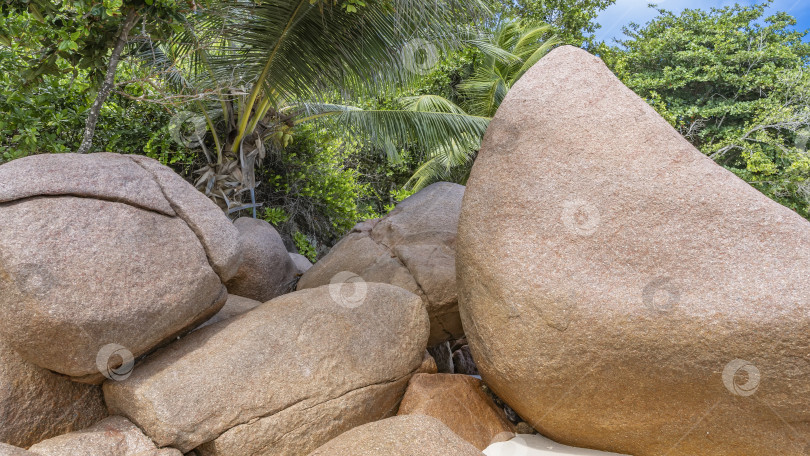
[[2, 0, 809, 252]]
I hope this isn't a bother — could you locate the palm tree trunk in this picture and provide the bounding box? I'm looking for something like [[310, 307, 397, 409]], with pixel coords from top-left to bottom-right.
[[76, 9, 140, 154]]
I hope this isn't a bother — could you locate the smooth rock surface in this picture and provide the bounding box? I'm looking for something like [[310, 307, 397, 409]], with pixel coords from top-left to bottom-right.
[[307, 415, 484, 456], [397, 374, 514, 450], [0, 340, 107, 448], [289, 253, 313, 274], [298, 182, 464, 344], [104, 284, 429, 454], [28, 416, 182, 456], [457, 45, 810, 455], [195, 294, 262, 330], [0, 153, 237, 380], [483, 434, 629, 456], [225, 217, 297, 302]]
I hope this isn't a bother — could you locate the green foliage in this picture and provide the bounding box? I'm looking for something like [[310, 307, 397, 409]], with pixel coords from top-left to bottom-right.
[[0, 52, 180, 161], [603, 2, 810, 218], [505, 0, 616, 48], [293, 231, 317, 262], [401, 20, 559, 189], [140, 0, 489, 213], [383, 187, 415, 213], [0, 0, 196, 163], [261, 207, 289, 226], [351, 143, 422, 215], [0, 0, 189, 84], [459, 20, 561, 117], [254, 124, 378, 248]]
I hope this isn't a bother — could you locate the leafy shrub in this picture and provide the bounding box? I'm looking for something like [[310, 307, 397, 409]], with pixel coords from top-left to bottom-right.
[[293, 231, 318, 262], [251, 123, 379, 251]]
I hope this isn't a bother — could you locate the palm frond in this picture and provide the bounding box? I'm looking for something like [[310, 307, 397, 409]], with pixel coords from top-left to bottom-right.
[[514, 34, 563, 80], [198, 0, 489, 102], [404, 19, 559, 187], [295, 100, 489, 163], [407, 140, 478, 190]]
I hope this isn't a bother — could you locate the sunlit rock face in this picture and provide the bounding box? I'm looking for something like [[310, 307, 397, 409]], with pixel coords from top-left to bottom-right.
[[457, 45, 810, 456]]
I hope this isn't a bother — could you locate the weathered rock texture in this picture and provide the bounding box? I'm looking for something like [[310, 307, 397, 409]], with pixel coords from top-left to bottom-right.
[[28, 416, 182, 456], [307, 415, 484, 456], [225, 217, 297, 302], [0, 443, 36, 456], [457, 45, 810, 455], [195, 294, 262, 330], [397, 374, 514, 450], [452, 345, 479, 376], [104, 284, 429, 455], [416, 351, 439, 375], [427, 341, 454, 374], [0, 153, 239, 381], [0, 340, 107, 448], [298, 182, 464, 344]]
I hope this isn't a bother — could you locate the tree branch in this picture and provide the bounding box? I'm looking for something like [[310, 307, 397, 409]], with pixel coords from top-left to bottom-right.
[[76, 8, 140, 154]]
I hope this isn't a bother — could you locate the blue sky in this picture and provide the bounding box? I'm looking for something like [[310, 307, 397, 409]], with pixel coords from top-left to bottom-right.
[[593, 0, 810, 44]]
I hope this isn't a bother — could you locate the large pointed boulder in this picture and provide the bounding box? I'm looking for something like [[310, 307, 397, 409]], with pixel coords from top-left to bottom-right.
[[457, 46, 810, 455], [0, 153, 239, 382]]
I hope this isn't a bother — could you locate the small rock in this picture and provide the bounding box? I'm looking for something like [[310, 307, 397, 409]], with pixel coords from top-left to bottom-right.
[[514, 422, 536, 435], [427, 341, 454, 374], [397, 374, 515, 450], [415, 351, 438, 374], [307, 415, 484, 456], [28, 416, 183, 456], [289, 253, 313, 275], [452, 345, 478, 375], [225, 218, 297, 302], [450, 337, 468, 352]]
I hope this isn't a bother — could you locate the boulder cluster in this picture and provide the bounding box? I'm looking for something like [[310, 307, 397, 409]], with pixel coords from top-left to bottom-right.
[[1, 46, 809, 456]]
